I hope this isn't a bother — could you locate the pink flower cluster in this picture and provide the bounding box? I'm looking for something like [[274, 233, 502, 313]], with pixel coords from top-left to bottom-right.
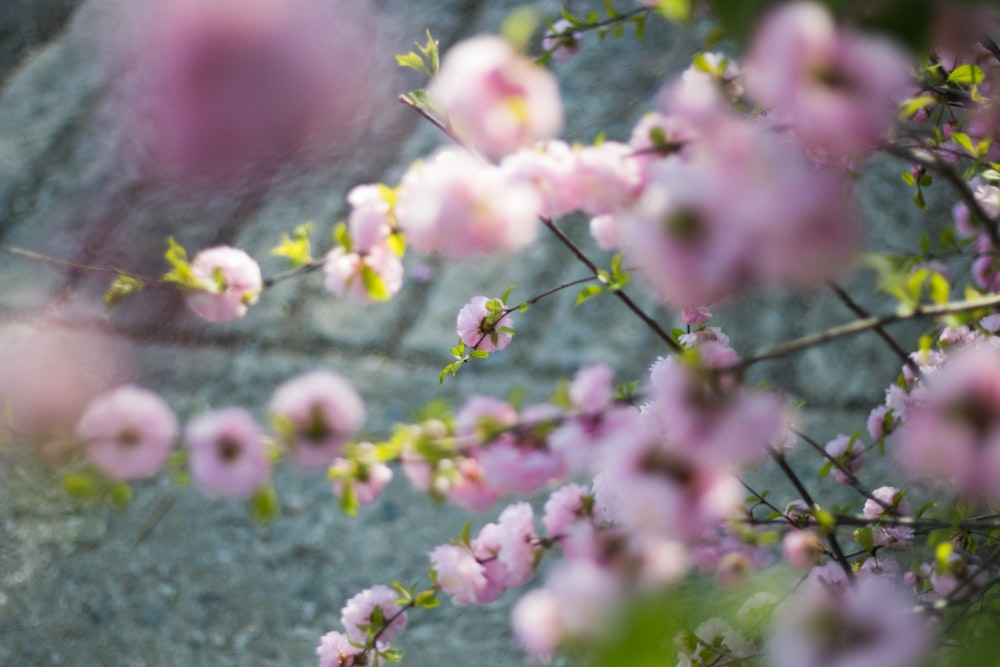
[[316, 584, 408, 666], [185, 246, 263, 323], [456, 296, 514, 352]]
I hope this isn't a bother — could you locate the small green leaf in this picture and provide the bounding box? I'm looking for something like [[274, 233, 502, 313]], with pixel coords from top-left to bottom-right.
[[656, 0, 690, 22], [162, 237, 201, 288], [575, 284, 606, 305], [62, 471, 102, 502], [361, 266, 391, 302], [854, 526, 874, 553], [340, 479, 359, 516], [386, 233, 406, 258], [459, 521, 472, 546], [953, 131, 978, 158], [898, 95, 936, 119], [104, 275, 146, 311], [333, 222, 352, 252], [249, 484, 281, 523], [901, 171, 915, 186], [395, 51, 432, 77], [107, 481, 133, 508], [948, 64, 985, 85], [501, 6, 539, 52], [930, 272, 949, 304], [381, 647, 404, 663], [415, 589, 439, 608]]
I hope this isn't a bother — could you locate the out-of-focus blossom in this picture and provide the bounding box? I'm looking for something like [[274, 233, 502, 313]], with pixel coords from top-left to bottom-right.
[[745, 1, 911, 159], [862, 486, 914, 547], [76, 385, 177, 480], [768, 575, 931, 667], [824, 434, 866, 484], [270, 370, 365, 469], [782, 529, 822, 569], [346, 184, 394, 253], [430, 36, 563, 160], [328, 442, 392, 506], [542, 19, 581, 64], [894, 342, 1000, 499], [395, 149, 541, 257], [316, 630, 361, 667], [186, 407, 270, 498], [430, 543, 487, 605], [323, 244, 404, 304], [185, 246, 262, 322]]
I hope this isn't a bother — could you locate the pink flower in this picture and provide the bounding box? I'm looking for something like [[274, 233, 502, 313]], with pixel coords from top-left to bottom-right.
[[185, 246, 263, 323], [862, 487, 914, 547], [472, 503, 539, 596], [456, 296, 514, 352], [894, 342, 1000, 499], [347, 184, 393, 253], [429, 544, 487, 605], [269, 371, 365, 469], [511, 588, 563, 658], [323, 244, 403, 304], [395, 149, 541, 257], [316, 630, 361, 667], [681, 305, 712, 326], [769, 576, 931, 667], [186, 407, 270, 499], [329, 444, 393, 507], [340, 584, 408, 646], [867, 405, 891, 441], [782, 530, 822, 569], [569, 364, 616, 415], [542, 483, 591, 539], [542, 19, 581, 64], [745, 1, 911, 159], [76, 385, 177, 480], [564, 142, 641, 216], [824, 434, 865, 484], [501, 140, 578, 219], [430, 36, 563, 160]]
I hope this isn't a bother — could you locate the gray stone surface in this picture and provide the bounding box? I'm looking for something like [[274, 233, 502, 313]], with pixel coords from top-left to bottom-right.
[[0, 1, 956, 666]]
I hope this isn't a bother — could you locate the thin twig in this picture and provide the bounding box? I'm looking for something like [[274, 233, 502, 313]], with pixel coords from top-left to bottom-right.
[[827, 281, 920, 377]]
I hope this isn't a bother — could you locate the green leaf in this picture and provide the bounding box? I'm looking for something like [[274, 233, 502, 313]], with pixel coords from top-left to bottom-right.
[[62, 471, 102, 502], [418, 30, 439, 75], [340, 479, 359, 516], [386, 233, 406, 258], [898, 95, 936, 119], [817, 460, 833, 479], [271, 223, 314, 268], [104, 275, 145, 311], [249, 484, 281, 523], [901, 170, 915, 186], [390, 580, 412, 602], [575, 284, 606, 305], [333, 222, 352, 252], [501, 6, 539, 52], [656, 0, 690, 22], [854, 526, 874, 553], [361, 266, 391, 302], [953, 131, 978, 158], [929, 272, 949, 304], [948, 64, 985, 85], [395, 51, 432, 77], [604, 0, 619, 18], [381, 647, 404, 663], [161, 237, 202, 288], [107, 481, 133, 508], [415, 589, 439, 608]]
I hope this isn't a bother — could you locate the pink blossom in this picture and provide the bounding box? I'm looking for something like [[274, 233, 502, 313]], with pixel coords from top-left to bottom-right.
[[185, 246, 263, 323], [824, 434, 865, 484], [186, 407, 270, 499], [473, 503, 538, 595], [316, 630, 361, 667], [340, 584, 408, 646], [542, 19, 581, 64], [866, 405, 891, 442], [589, 214, 622, 250], [564, 142, 641, 216], [76, 385, 177, 480], [329, 445, 393, 506], [429, 544, 487, 605], [395, 149, 541, 257], [745, 1, 911, 159], [346, 184, 393, 253], [783, 530, 822, 569], [477, 436, 566, 495], [769, 576, 931, 667], [269, 371, 365, 469], [442, 456, 502, 511], [893, 342, 1000, 499], [430, 36, 563, 160], [543, 483, 591, 538], [511, 588, 563, 658], [681, 305, 712, 326], [323, 244, 403, 304], [501, 140, 578, 219], [569, 364, 616, 415], [456, 296, 514, 352]]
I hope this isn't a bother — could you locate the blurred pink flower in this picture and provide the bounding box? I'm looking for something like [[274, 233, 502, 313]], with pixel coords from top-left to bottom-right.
[[186, 407, 270, 499], [430, 36, 563, 160], [316, 630, 361, 667], [395, 149, 541, 257], [76, 385, 177, 480], [745, 1, 911, 159], [430, 544, 487, 605], [542, 19, 581, 64], [185, 246, 262, 323], [323, 245, 403, 304], [346, 184, 393, 253], [270, 370, 365, 469]]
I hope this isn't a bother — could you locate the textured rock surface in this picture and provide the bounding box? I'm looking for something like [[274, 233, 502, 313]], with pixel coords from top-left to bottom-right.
[[0, 1, 954, 666]]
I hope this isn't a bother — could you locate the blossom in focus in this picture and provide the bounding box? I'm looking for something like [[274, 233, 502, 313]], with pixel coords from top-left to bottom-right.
[[456, 296, 514, 352], [824, 434, 866, 484], [429, 544, 487, 605], [745, 1, 911, 159], [270, 370, 365, 469], [430, 36, 563, 160], [316, 630, 361, 667], [76, 385, 177, 480], [862, 486, 914, 547], [395, 149, 541, 257], [340, 584, 408, 646], [186, 407, 271, 498], [185, 246, 263, 322]]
